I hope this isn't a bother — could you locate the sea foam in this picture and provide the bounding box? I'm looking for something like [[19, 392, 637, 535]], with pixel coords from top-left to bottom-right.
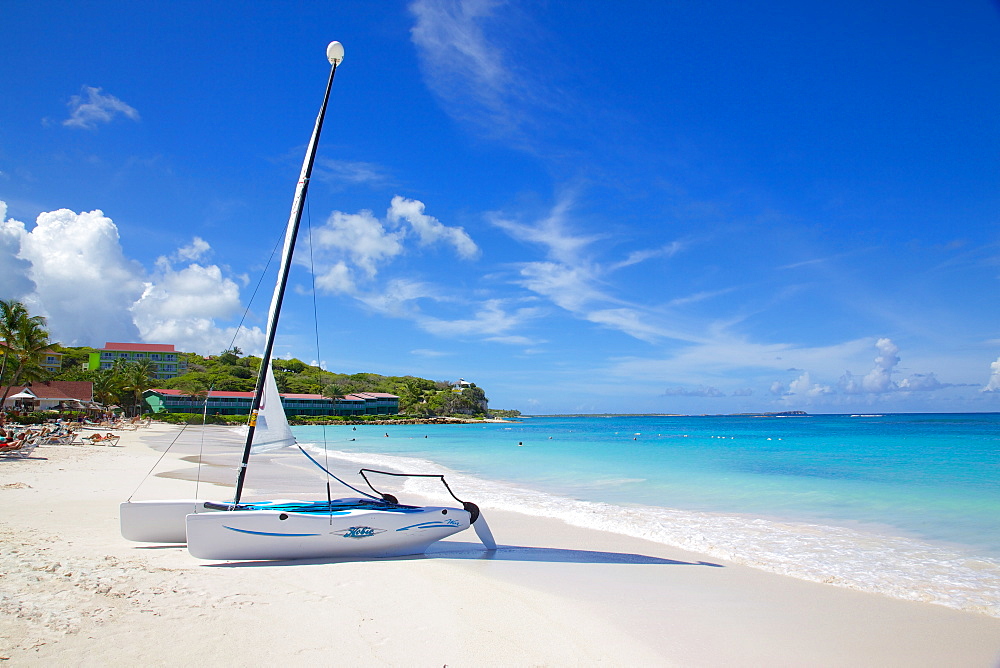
[[306, 442, 1000, 618]]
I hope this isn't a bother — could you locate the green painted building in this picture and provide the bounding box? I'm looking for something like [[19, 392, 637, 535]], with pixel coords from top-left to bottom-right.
[[88, 342, 187, 380]]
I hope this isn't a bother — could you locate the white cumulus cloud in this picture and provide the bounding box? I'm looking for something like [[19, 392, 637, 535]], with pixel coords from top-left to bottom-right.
[[983, 357, 1000, 393], [18, 208, 146, 344], [0, 200, 262, 355], [388, 195, 479, 259], [773, 371, 832, 399], [311, 197, 480, 293], [131, 258, 264, 355], [175, 236, 211, 262], [0, 202, 34, 298], [313, 208, 405, 280], [839, 338, 951, 394]]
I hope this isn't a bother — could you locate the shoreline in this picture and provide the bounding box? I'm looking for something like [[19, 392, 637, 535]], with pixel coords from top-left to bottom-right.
[[309, 436, 1000, 619], [2, 423, 999, 665]]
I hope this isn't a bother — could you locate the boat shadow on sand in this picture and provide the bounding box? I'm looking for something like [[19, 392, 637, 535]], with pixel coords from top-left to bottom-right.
[[184, 542, 724, 568]]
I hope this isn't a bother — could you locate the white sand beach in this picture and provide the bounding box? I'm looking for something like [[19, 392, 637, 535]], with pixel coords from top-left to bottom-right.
[[2, 423, 999, 666]]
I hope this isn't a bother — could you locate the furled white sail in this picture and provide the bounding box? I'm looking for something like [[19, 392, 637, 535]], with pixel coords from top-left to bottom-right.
[[250, 362, 295, 450]]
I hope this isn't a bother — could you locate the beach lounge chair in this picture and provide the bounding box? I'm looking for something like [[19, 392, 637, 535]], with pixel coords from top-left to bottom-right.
[[86, 433, 120, 446], [41, 431, 81, 445], [0, 432, 39, 457]]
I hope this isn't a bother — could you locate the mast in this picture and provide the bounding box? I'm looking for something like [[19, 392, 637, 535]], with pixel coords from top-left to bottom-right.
[[233, 42, 345, 505]]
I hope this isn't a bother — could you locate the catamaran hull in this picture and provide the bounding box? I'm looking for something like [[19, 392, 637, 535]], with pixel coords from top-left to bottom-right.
[[120, 500, 219, 543], [185, 506, 471, 560]]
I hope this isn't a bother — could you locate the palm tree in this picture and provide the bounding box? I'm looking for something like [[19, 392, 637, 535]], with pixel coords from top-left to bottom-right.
[[0, 300, 54, 407], [322, 382, 348, 415], [395, 379, 425, 415], [90, 368, 120, 407], [119, 359, 158, 416]]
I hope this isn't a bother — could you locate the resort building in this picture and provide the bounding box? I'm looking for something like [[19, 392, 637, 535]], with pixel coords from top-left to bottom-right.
[[0, 343, 62, 374], [143, 388, 399, 417], [1, 380, 95, 412], [40, 349, 63, 374], [88, 343, 187, 379]]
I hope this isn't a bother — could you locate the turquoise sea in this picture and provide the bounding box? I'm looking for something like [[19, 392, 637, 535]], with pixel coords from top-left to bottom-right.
[[292, 413, 1000, 616]]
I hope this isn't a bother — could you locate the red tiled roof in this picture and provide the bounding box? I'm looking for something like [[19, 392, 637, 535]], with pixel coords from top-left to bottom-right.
[[103, 342, 177, 352], [8, 381, 93, 401], [148, 389, 398, 401], [149, 388, 255, 398]]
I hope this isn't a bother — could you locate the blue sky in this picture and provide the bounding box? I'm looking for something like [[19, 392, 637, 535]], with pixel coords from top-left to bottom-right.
[[2, 0, 999, 414]]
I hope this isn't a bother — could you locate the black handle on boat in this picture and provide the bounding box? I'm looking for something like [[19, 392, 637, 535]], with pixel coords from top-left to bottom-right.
[[358, 468, 467, 507]]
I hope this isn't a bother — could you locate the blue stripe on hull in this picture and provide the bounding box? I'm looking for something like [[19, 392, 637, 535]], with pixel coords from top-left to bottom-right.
[[397, 521, 463, 531], [223, 525, 322, 537]]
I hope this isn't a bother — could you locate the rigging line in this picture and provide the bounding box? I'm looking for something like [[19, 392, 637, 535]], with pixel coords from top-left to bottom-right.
[[305, 192, 336, 512], [296, 445, 382, 500], [126, 422, 192, 502], [224, 227, 287, 356], [194, 386, 212, 500]]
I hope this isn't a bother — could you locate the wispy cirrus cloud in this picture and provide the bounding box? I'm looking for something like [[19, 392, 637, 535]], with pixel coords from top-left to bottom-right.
[[63, 86, 139, 130], [354, 279, 542, 345], [409, 0, 519, 135], [417, 298, 541, 343], [663, 385, 725, 398], [489, 193, 697, 343], [314, 158, 391, 189], [609, 242, 685, 271]]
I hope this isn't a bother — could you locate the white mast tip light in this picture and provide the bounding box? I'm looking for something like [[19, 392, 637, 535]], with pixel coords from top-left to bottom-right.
[[327, 41, 344, 65]]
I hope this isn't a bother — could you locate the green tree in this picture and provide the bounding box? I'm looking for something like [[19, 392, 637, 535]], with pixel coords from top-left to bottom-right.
[[396, 379, 425, 414], [118, 359, 157, 416], [0, 300, 55, 406], [217, 349, 240, 365], [91, 368, 120, 407], [461, 385, 488, 414]]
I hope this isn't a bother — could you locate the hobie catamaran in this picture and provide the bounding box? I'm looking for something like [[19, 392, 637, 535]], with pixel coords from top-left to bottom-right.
[[120, 41, 496, 561]]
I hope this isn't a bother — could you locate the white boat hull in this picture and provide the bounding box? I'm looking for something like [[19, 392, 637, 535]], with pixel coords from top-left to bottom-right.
[[120, 499, 219, 543], [185, 505, 471, 560]]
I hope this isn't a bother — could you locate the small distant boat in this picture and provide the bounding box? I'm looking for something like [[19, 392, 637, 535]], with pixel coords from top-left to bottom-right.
[[850, 414, 884, 418], [120, 41, 496, 561]]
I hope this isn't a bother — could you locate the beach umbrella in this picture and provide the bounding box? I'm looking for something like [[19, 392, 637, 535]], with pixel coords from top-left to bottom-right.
[[8, 391, 35, 400]]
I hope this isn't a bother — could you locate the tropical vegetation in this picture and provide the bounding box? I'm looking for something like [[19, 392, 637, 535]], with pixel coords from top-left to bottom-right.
[[1, 302, 517, 419], [1, 299, 55, 408], [61, 346, 512, 419]]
